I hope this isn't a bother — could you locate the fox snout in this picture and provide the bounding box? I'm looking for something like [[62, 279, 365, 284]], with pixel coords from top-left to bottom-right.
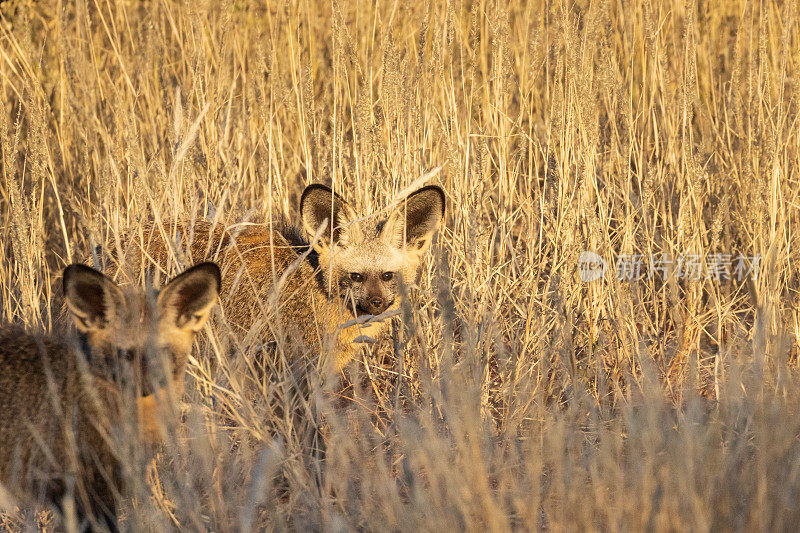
[[358, 277, 394, 315], [359, 294, 393, 316], [357, 298, 393, 316]]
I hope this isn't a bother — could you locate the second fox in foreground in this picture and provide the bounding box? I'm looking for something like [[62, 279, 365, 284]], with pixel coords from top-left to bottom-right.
[[0, 263, 220, 530]]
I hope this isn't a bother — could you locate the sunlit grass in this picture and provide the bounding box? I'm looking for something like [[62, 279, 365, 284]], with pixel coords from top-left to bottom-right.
[[0, 0, 799, 529]]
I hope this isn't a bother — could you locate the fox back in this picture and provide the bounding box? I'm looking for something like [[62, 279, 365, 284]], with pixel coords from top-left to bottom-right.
[[0, 262, 220, 530], [110, 185, 445, 370]]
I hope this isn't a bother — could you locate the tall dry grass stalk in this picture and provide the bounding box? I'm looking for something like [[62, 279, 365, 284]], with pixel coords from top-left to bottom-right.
[[0, 0, 799, 530]]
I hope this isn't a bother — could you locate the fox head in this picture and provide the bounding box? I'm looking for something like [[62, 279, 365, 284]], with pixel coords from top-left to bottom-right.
[[62, 262, 221, 391], [300, 184, 445, 317]]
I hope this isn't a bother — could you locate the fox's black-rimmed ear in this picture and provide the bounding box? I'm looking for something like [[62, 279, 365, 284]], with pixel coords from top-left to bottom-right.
[[63, 264, 126, 333], [157, 262, 221, 332], [383, 185, 445, 253], [300, 184, 357, 249]]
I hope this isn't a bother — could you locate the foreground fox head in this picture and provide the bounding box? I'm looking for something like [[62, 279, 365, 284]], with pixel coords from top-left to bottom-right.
[[300, 184, 445, 317], [63, 262, 221, 389]]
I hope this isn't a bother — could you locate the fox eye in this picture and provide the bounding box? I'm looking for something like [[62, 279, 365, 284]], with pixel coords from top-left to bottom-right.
[[349, 272, 364, 283], [381, 272, 394, 282]]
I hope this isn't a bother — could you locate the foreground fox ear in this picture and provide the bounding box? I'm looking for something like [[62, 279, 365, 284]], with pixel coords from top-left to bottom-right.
[[63, 264, 126, 332], [157, 262, 221, 332], [300, 184, 357, 248], [383, 185, 445, 254]]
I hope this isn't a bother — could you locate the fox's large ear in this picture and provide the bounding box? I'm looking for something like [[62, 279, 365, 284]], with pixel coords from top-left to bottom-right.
[[383, 185, 445, 254], [63, 264, 126, 333], [300, 184, 357, 249], [157, 262, 221, 332]]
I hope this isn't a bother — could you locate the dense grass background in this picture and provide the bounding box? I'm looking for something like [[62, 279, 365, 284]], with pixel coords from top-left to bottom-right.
[[1, 0, 799, 530]]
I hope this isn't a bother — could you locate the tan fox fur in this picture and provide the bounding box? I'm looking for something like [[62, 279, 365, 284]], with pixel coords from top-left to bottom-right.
[[0, 262, 220, 531], [108, 184, 445, 371]]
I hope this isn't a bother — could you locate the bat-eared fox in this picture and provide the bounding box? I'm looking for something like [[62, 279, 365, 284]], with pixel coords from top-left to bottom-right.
[[110, 184, 445, 370], [0, 262, 220, 531]]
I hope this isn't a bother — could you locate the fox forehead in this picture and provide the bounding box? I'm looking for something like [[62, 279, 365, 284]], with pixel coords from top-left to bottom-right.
[[332, 240, 409, 274], [88, 289, 187, 350], [86, 292, 154, 346], [323, 217, 409, 274]]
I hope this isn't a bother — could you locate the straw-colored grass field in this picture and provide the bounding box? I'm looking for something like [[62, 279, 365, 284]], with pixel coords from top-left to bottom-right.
[[1, 0, 799, 530]]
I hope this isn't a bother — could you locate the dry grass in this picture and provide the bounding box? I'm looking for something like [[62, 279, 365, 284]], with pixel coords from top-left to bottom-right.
[[1, 0, 799, 530]]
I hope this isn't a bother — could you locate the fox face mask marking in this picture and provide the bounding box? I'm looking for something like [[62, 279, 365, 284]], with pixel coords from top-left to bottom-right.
[[300, 184, 446, 318]]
